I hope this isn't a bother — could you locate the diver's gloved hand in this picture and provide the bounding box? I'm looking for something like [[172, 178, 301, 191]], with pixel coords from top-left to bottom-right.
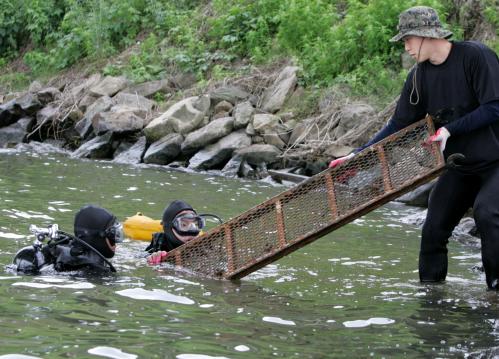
[[328, 153, 355, 168], [147, 251, 168, 265], [428, 127, 450, 152]]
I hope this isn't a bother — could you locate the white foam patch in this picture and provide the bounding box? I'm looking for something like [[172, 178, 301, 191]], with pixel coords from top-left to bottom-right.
[[177, 355, 230, 359], [0, 355, 42, 359], [0, 232, 25, 239], [159, 276, 201, 286], [234, 345, 250, 352], [116, 288, 195, 305], [88, 346, 137, 359], [341, 261, 378, 266], [343, 317, 395, 328], [262, 316, 296, 326], [12, 282, 95, 289]]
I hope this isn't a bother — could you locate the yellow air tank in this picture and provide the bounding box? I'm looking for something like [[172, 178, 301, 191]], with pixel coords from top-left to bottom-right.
[[123, 213, 162, 241]]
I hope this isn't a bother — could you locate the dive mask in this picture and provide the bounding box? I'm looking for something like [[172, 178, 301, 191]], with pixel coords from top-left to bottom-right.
[[105, 221, 124, 245], [172, 213, 205, 236]]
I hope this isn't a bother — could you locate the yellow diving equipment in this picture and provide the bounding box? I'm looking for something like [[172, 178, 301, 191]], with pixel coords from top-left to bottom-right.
[[123, 213, 162, 241]]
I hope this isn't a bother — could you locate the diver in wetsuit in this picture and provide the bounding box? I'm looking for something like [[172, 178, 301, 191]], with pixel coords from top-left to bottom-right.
[[13, 205, 123, 274], [145, 200, 222, 265]]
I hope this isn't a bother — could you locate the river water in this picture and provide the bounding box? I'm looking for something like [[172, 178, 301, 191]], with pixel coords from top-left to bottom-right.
[[0, 145, 497, 358]]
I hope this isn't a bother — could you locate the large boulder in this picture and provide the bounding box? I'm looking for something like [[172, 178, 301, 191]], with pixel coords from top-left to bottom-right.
[[143, 133, 183, 165], [144, 95, 210, 142], [37, 87, 62, 105], [261, 66, 299, 113], [210, 86, 250, 105], [70, 74, 102, 99], [36, 104, 59, 127], [188, 131, 251, 170], [14, 93, 42, 115], [332, 103, 375, 140], [71, 132, 114, 159], [233, 101, 254, 129], [252, 114, 281, 134], [181, 117, 234, 154], [0, 99, 21, 128], [113, 136, 147, 164], [89, 76, 128, 97], [235, 144, 282, 165], [76, 96, 113, 138], [396, 181, 436, 207], [122, 79, 170, 98], [92, 107, 145, 135], [112, 92, 155, 115], [0, 117, 33, 148]]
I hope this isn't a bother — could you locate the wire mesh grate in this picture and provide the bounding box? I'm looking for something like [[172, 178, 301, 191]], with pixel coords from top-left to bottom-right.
[[163, 117, 444, 279]]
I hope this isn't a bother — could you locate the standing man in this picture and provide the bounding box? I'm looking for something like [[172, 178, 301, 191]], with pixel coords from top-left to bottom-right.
[[330, 6, 499, 289]]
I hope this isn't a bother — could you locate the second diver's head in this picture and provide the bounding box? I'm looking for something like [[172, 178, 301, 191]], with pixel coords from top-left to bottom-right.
[[74, 205, 123, 258], [162, 200, 204, 244]]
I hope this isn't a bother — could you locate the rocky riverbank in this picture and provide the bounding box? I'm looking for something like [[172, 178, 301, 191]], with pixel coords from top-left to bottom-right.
[[0, 65, 386, 180]]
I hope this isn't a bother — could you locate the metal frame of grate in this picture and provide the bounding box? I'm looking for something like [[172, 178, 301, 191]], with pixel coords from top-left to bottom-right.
[[163, 116, 445, 279]]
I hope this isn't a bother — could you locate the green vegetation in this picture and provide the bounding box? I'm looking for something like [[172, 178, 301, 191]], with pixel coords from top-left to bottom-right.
[[0, 0, 497, 106]]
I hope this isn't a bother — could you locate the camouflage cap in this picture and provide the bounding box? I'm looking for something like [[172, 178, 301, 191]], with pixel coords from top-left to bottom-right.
[[390, 6, 453, 42]]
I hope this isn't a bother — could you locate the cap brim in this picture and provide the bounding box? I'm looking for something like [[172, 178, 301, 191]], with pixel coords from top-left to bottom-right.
[[390, 28, 453, 43]]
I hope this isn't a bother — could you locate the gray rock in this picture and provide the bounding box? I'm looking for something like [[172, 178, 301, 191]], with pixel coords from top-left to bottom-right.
[[214, 100, 233, 114], [221, 154, 243, 177], [92, 107, 145, 135], [113, 136, 147, 164], [245, 122, 256, 136], [71, 132, 114, 159], [90, 76, 129, 97], [213, 111, 230, 120], [112, 92, 155, 114], [261, 66, 299, 113], [288, 117, 319, 145], [28, 81, 43, 93], [0, 99, 20, 128], [188, 131, 251, 170], [143, 133, 183, 165], [37, 87, 62, 105], [83, 96, 113, 124], [36, 104, 59, 126], [122, 79, 170, 98], [15, 93, 42, 115], [239, 161, 256, 178], [263, 130, 286, 150], [324, 144, 355, 159], [332, 103, 375, 140], [233, 101, 254, 129], [70, 74, 102, 99], [181, 117, 234, 154], [210, 86, 250, 105], [396, 181, 436, 207], [169, 73, 197, 90], [252, 114, 281, 134], [0, 117, 33, 148], [235, 144, 282, 165], [78, 94, 99, 113], [74, 118, 93, 139], [144, 95, 210, 142]]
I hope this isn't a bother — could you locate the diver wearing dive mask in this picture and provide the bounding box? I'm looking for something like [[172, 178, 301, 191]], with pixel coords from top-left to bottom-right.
[[12, 205, 123, 274], [145, 200, 223, 265]]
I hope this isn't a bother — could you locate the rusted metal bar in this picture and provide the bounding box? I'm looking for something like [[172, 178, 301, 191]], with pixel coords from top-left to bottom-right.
[[376, 145, 393, 192], [224, 224, 236, 273], [275, 200, 287, 247], [325, 174, 339, 219]]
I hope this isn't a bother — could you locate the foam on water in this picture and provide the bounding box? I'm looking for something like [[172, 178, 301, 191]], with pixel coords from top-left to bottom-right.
[[116, 288, 195, 305]]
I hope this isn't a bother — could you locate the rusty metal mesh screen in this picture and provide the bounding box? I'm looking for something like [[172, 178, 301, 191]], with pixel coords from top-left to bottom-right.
[[164, 117, 444, 279]]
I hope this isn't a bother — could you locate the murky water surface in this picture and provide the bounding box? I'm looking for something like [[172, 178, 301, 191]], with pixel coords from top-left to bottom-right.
[[0, 147, 497, 358]]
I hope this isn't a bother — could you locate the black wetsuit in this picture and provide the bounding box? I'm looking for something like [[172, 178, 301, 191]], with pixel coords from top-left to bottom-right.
[[363, 41, 499, 289], [14, 235, 112, 274]]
